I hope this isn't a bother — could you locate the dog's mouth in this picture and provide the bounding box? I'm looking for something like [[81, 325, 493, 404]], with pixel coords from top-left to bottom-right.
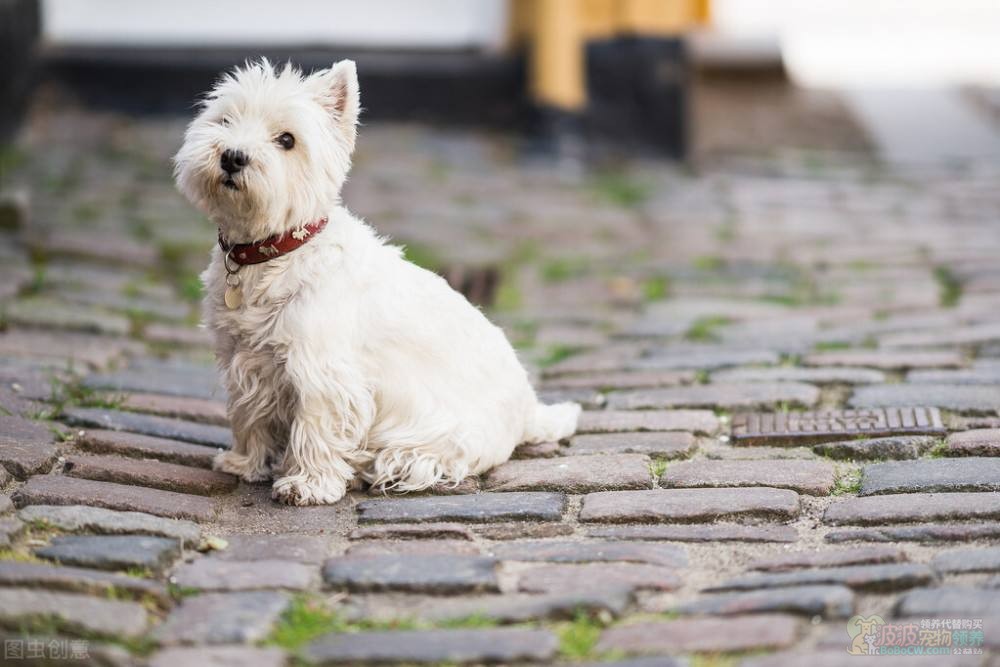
[[221, 175, 241, 191]]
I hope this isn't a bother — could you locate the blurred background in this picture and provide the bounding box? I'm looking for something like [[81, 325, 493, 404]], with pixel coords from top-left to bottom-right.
[[1, 5, 1000, 660], [0, 0, 998, 366], [5, 0, 1000, 161]]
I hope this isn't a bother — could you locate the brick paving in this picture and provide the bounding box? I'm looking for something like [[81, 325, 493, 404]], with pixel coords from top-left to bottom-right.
[[0, 103, 999, 665]]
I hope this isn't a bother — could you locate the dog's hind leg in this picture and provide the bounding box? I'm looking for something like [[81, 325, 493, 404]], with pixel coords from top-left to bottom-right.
[[363, 418, 469, 493]]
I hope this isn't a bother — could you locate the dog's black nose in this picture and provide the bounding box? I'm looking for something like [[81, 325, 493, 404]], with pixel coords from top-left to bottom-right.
[[220, 149, 249, 174]]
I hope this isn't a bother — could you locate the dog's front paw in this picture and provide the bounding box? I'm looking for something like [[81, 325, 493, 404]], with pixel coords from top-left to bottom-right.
[[271, 474, 347, 506], [213, 450, 271, 483]]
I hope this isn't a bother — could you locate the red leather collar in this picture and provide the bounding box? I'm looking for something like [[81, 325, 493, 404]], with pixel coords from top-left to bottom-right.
[[219, 217, 328, 266]]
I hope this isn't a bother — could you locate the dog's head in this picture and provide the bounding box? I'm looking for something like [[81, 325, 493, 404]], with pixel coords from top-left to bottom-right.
[[174, 58, 360, 242]]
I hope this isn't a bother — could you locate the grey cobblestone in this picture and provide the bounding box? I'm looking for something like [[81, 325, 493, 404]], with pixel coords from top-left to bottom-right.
[[580, 487, 801, 523], [859, 457, 1000, 495], [357, 492, 566, 523], [303, 627, 559, 664], [153, 591, 291, 645], [17, 504, 202, 546], [35, 534, 181, 573], [0, 587, 148, 637], [13, 475, 217, 521], [8, 98, 1000, 664], [676, 585, 855, 619], [323, 554, 500, 593], [824, 492, 1000, 525], [483, 453, 652, 492]]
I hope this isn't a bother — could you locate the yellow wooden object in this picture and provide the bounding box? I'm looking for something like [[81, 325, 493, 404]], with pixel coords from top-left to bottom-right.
[[511, 0, 708, 112], [529, 0, 586, 111]]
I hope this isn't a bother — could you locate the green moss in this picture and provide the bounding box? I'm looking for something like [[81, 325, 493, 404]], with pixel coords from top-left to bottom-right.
[[642, 275, 671, 301], [693, 255, 725, 272], [813, 340, 852, 352], [832, 467, 862, 496], [649, 459, 669, 478], [933, 266, 962, 307], [402, 243, 446, 273], [48, 374, 126, 414], [0, 548, 44, 563], [690, 655, 738, 667], [925, 439, 949, 459], [684, 316, 732, 342], [265, 596, 420, 651], [266, 596, 345, 649], [590, 172, 650, 208], [436, 614, 500, 629], [557, 611, 604, 660], [24, 264, 47, 296], [167, 583, 201, 599], [492, 278, 522, 313], [124, 566, 153, 579], [537, 345, 582, 369], [541, 257, 589, 283], [178, 272, 204, 303]]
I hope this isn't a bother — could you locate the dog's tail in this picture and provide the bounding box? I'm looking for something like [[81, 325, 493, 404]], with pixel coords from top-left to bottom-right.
[[523, 401, 581, 444]]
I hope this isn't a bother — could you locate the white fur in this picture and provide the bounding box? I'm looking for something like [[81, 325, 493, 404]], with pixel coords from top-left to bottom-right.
[[174, 59, 579, 505]]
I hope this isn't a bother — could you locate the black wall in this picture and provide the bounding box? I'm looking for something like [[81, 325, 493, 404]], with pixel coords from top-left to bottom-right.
[[0, 0, 41, 142]]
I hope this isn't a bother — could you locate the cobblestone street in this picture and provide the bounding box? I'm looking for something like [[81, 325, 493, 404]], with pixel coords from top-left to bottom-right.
[[1, 97, 1000, 665]]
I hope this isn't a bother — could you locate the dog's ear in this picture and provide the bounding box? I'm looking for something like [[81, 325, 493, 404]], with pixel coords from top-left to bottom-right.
[[312, 60, 360, 151]]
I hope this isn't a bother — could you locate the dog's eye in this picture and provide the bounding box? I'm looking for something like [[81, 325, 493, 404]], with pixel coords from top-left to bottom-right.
[[220, 117, 231, 127], [277, 132, 295, 150]]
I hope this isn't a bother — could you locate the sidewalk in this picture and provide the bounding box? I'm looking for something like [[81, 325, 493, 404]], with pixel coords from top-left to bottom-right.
[[1, 103, 999, 665]]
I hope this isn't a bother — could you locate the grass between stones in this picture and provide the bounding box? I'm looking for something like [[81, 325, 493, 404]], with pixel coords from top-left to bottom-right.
[[690, 655, 739, 667], [933, 266, 962, 307], [813, 340, 852, 352], [265, 595, 421, 650], [0, 548, 45, 564], [832, 465, 863, 495], [684, 316, 733, 343], [557, 611, 604, 660], [166, 583, 201, 599], [589, 172, 651, 209], [267, 595, 625, 662], [541, 257, 590, 284], [41, 373, 125, 420], [925, 438, 949, 459], [642, 275, 671, 301], [537, 344, 583, 368], [649, 459, 669, 479]]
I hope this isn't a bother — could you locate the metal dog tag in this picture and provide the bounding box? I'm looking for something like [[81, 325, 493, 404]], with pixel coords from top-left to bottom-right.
[[224, 285, 243, 309]]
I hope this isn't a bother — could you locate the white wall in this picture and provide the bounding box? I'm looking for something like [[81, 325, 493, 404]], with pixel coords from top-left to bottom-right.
[[713, 0, 1000, 87], [42, 0, 509, 50]]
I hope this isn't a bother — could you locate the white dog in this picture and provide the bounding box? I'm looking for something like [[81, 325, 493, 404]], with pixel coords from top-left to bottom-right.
[[174, 59, 580, 505]]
